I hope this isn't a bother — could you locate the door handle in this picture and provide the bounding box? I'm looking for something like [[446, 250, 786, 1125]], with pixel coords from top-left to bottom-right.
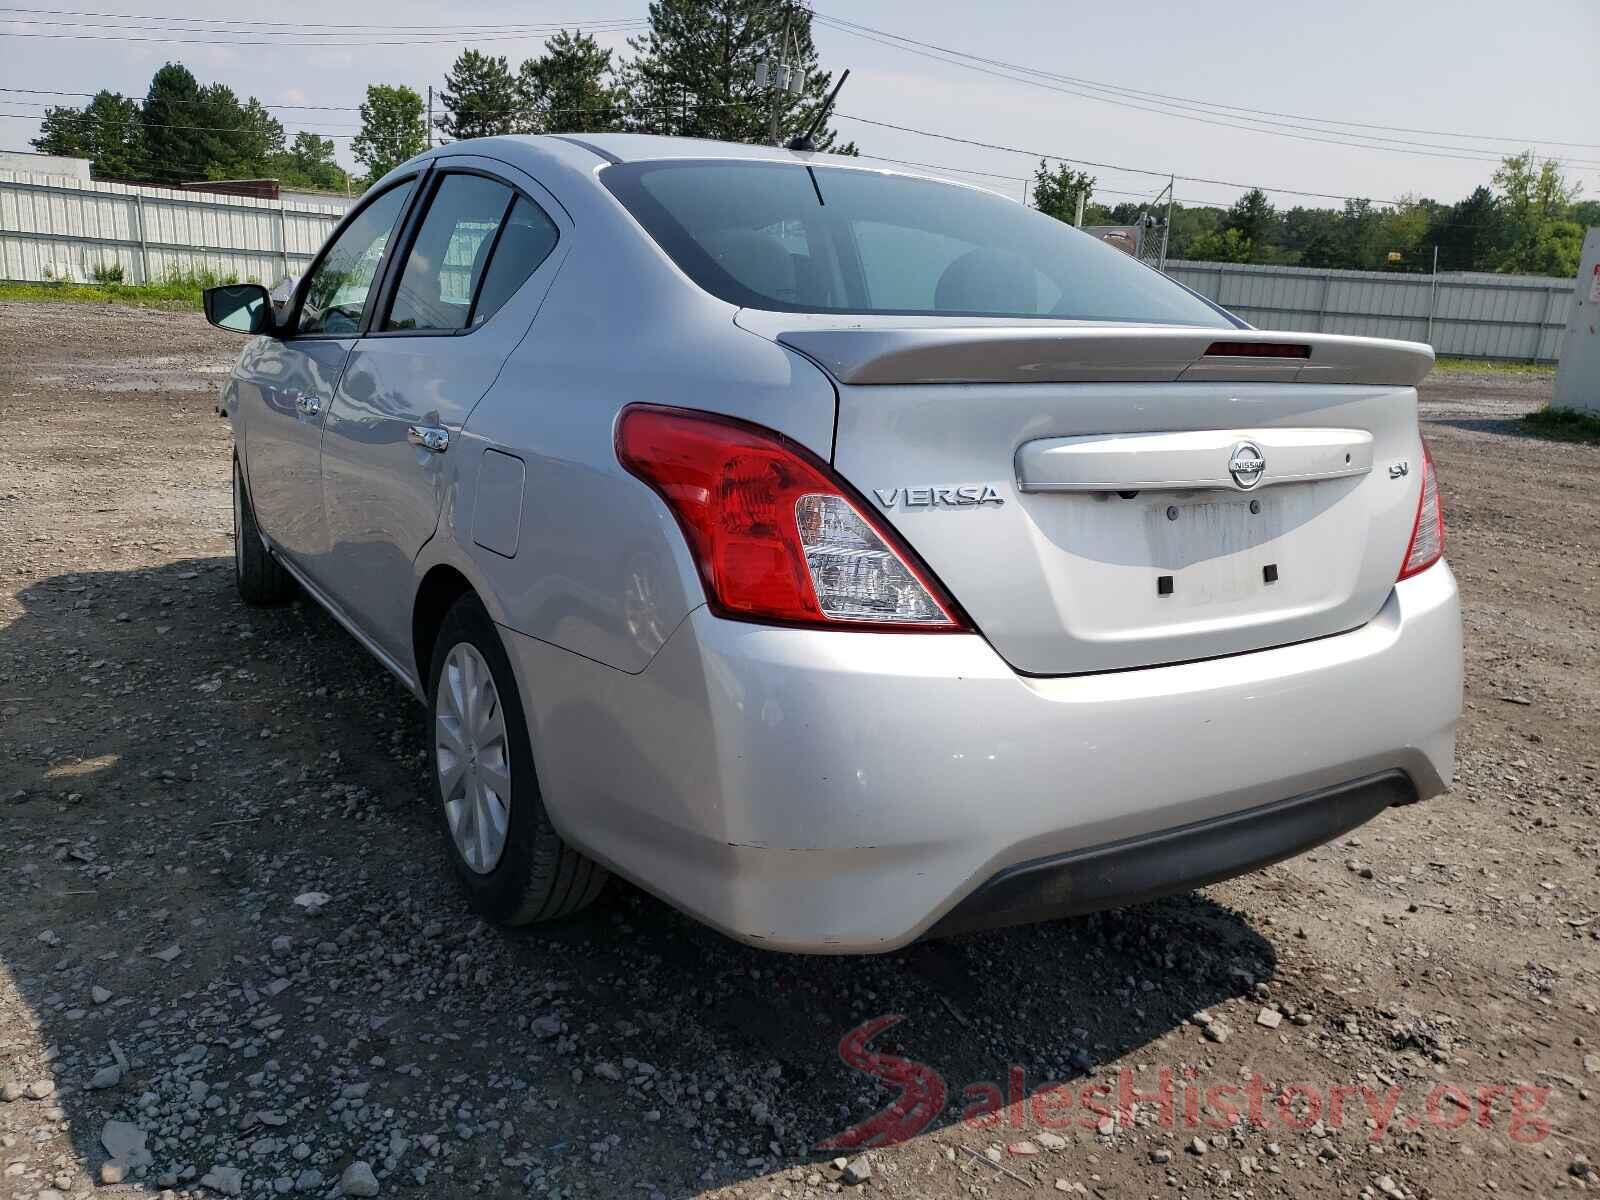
[[293, 392, 321, 417], [407, 425, 450, 454]]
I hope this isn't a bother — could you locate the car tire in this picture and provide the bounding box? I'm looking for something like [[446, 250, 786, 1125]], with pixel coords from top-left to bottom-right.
[[233, 458, 294, 606], [426, 593, 608, 925]]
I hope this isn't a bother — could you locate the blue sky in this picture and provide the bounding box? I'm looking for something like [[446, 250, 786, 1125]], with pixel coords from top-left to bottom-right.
[[2, 0, 1597, 211]]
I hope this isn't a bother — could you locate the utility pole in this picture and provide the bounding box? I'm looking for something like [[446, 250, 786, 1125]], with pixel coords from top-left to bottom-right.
[[1160, 174, 1174, 269], [1073, 188, 1086, 228], [427, 85, 434, 149], [768, 2, 793, 146]]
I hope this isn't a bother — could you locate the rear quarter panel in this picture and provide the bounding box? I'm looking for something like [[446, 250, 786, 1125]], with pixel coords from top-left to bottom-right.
[[447, 178, 839, 674]]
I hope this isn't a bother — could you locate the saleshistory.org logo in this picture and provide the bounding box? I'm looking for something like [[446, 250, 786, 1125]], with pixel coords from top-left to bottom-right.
[[816, 1016, 1554, 1152]]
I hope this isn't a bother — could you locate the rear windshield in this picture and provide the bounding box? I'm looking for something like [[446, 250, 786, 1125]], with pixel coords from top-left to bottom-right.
[[602, 159, 1233, 327]]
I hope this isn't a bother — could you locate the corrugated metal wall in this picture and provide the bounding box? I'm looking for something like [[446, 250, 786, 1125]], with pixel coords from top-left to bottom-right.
[[0, 171, 344, 286], [1165, 260, 1574, 362]]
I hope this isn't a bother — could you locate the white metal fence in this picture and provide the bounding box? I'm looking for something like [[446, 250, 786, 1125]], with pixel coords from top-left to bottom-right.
[[0, 170, 1582, 363], [0, 171, 344, 286], [1164, 259, 1575, 363]]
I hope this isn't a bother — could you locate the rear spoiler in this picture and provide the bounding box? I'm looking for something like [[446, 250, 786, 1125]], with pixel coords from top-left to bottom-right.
[[765, 325, 1434, 387]]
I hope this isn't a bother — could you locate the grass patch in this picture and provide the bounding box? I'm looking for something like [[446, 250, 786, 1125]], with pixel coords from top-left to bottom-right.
[[1522, 406, 1600, 444], [0, 268, 250, 313], [0, 279, 206, 311], [1434, 356, 1556, 376]]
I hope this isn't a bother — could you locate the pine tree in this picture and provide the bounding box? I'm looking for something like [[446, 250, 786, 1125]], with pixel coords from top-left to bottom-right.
[[31, 106, 94, 160], [142, 63, 209, 183], [619, 0, 851, 149], [516, 30, 623, 133], [439, 51, 517, 140]]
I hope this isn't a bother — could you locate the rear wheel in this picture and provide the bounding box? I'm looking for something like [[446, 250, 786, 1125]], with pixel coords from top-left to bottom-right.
[[427, 594, 607, 925], [233, 458, 294, 605]]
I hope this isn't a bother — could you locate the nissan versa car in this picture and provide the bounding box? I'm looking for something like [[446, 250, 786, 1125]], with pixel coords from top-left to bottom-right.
[[206, 134, 1462, 953]]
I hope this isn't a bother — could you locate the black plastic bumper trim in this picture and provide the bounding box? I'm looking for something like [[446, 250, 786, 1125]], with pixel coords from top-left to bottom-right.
[[930, 771, 1417, 938]]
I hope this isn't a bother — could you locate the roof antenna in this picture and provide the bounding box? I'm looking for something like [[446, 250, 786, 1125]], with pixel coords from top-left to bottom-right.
[[787, 69, 849, 153]]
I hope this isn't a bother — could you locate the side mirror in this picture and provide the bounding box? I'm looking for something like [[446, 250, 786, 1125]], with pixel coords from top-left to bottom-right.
[[203, 283, 276, 335]]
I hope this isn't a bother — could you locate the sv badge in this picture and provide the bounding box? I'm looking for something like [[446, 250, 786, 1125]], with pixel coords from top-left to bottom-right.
[[873, 485, 1005, 508]]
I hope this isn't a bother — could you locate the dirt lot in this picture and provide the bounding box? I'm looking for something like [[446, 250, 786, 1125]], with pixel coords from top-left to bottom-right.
[[1, 301, 1597, 1200]]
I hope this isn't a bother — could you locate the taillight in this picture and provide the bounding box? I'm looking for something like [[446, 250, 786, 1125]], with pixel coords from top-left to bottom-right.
[[616, 405, 967, 631], [1397, 441, 1444, 580]]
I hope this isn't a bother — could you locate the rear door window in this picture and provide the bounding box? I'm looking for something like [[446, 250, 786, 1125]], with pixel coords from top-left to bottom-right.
[[383, 176, 561, 333], [385, 174, 514, 333]]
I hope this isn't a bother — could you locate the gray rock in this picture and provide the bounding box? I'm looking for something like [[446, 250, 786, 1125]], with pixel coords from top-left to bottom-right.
[[101, 1159, 130, 1185], [25, 1078, 56, 1100], [1188, 1136, 1208, 1156], [91, 985, 113, 1005], [1203, 1022, 1231, 1044], [841, 1155, 872, 1186], [340, 1160, 380, 1197], [88, 1065, 122, 1090], [153, 944, 182, 963], [102, 1119, 147, 1160], [1036, 1131, 1067, 1151], [200, 1164, 244, 1196], [593, 1061, 622, 1082], [1150, 1148, 1172, 1163], [0, 1080, 21, 1102], [1256, 1007, 1284, 1029], [295, 1168, 324, 1192]]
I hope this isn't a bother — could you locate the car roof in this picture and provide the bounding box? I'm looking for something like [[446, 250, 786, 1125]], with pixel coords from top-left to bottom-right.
[[549, 133, 821, 164], [525, 132, 1011, 200]]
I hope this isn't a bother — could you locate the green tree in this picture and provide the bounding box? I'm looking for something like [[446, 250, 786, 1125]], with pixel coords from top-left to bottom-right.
[[141, 62, 209, 183], [1494, 152, 1582, 275], [1165, 202, 1223, 260], [1425, 186, 1503, 272], [1377, 195, 1434, 271], [1187, 227, 1253, 263], [31, 105, 94, 159], [206, 95, 285, 179], [1337, 198, 1383, 269], [270, 132, 348, 191], [351, 84, 427, 180], [1279, 205, 1343, 266], [620, 0, 851, 149], [1029, 159, 1095, 225], [440, 50, 517, 140], [1221, 188, 1278, 262], [517, 30, 623, 133]]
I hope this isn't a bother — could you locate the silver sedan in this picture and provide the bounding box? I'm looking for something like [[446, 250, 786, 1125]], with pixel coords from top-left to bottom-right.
[[207, 134, 1461, 953]]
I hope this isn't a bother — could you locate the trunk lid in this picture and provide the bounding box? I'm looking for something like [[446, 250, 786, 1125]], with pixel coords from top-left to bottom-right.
[[742, 315, 1434, 675]]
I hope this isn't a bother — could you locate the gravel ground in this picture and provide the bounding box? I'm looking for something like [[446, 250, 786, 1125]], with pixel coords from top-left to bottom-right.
[[2, 301, 1597, 1200]]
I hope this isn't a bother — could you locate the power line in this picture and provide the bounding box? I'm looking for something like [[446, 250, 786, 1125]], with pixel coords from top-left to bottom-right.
[[810, 10, 1600, 155], [833, 111, 1453, 208], [0, 6, 644, 31], [0, 22, 648, 47], [813, 16, 1600, 174], [1, 87, 362, 111]]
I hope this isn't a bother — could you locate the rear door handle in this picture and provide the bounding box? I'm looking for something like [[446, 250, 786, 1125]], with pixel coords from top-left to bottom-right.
[[407, 425, 450, 454], [293, 392, 321, 417]]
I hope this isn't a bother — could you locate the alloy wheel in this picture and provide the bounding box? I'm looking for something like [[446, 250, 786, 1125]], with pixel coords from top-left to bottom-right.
[[435, 642, 512, 874]]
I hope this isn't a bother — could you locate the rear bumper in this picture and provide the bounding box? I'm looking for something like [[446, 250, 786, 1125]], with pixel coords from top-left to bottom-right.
[[505, 562, 1461, 953], [929, 770, 1415, 937]]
